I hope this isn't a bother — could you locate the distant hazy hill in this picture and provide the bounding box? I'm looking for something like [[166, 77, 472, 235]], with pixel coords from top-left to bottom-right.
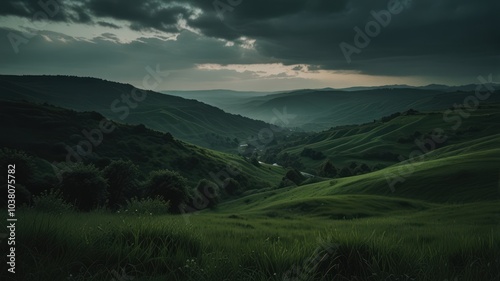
[[0, 75, 273, 151], [336, 83, 500, 92], [163, 84, 500, 132], [220, 87, 500, 131], [162, 89, 275, 108]]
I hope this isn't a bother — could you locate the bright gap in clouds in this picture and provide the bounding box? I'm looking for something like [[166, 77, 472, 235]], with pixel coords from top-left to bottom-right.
[[1, 15, 176, 43], [194, 63, 424, 90]]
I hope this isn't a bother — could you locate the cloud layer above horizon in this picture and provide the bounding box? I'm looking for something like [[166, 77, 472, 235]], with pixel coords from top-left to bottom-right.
[[0, 0, 499, 90]]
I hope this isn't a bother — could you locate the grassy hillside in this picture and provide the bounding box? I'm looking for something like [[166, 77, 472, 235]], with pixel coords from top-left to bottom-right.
[[0, 100, 285, 191], [0, 75, 277, 151], [261, 103, 500, 174], [9, 194, 499, 280], [223, 146, 500, 215]]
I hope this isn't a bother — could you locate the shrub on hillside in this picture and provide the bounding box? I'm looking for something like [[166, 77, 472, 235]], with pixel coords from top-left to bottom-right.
[[381, 112, 401, 122], [301, 147, 326, 160], [145, 169, 190, 213], [29, 173, 59, 196], [32, 189, 74, 213], [278, 178, 297, 189], [338, 167, 352, 178], [319, 160, 338, 178], [223, 178, 242, 196], [249, 156, 260, 167], [193, 179, 220, 209], [60, 163, 108, 211], [285, 168, 306, 185], [103, 159, 140, 209], [0, 148, 38, 190], [280, 152, 305, 170], [162, 132, 174, 142]]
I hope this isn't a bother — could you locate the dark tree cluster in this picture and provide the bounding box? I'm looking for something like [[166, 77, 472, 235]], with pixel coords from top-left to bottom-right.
[[0, 148, 230, 214], [381, 112, 401, 123], [285, 168, 306, 186], [205, 133, 240, 149], [315, 160, 375, 179], [381, 109, 419, 123], [318, 160, 337, 178], [300, 147, 326, 160]]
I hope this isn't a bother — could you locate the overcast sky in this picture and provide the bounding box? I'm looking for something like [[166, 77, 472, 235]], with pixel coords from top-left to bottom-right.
[[0, 0, 498, 91]]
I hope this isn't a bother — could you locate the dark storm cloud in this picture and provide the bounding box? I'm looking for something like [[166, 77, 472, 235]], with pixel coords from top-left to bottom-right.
[[1, 0, 498, 79], [97, 21, 120, 29], [71, 4, 92, 23], [0, 0, 92, 23], [86, 0, 196, 33], [185, 0, 500, 77], [0, 26, 266, 84]]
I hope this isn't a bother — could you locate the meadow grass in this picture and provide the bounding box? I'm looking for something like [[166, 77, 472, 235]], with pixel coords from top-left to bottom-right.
[[5, 198, 499, 281]]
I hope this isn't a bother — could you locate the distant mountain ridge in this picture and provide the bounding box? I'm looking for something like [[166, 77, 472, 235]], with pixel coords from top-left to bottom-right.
[[337, 83, 500, 92], [165, 85, 500, 131]]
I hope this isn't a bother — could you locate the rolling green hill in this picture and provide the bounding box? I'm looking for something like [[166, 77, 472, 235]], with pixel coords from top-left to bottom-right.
[[261, 103, 500, 175], [0, 100, 285, 192], [0, 75, 276, 151], [207, 105, 500, 230], [222, 145, 500, 217]]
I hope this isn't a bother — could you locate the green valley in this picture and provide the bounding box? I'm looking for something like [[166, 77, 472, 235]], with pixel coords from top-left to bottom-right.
[[0, 77, 498, 281]]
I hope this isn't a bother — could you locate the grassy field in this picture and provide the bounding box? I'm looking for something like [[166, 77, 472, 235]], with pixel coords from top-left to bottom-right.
[[6, 197, 499, 281], [6, 143, 498, 280]]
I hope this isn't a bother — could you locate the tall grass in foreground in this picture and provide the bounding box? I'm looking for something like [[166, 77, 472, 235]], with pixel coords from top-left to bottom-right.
[[3, 208, 499, 281]]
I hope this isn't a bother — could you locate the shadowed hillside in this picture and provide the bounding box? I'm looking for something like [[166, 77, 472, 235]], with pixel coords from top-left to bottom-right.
[[0, 75, 280, 151], [0, 100, 285, 193]]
